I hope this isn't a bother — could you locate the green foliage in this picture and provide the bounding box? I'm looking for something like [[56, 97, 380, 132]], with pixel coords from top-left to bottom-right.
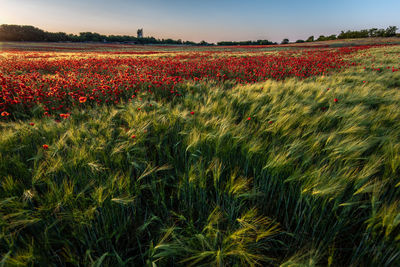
[[281, 38, 289, 44], [0, 24, 213, 45], [152, 207, 280, 266], [338, 26, 399, 39], [306, 36, 314, 42], [1, 46, 400, 266], [317, 35, 337, 41]]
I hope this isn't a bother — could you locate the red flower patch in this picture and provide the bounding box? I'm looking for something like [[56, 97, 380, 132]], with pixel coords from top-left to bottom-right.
[[0, 45, 378, 117]]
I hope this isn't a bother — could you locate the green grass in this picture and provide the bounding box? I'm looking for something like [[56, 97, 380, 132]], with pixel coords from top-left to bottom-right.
[[1, 46, 400, 266]]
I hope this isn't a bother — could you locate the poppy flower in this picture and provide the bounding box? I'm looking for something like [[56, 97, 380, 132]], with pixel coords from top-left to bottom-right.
[[0, 44, 372, 117], [1, 111, 10, 117], [131, 134, 136, 139], [190, 111, 195, 115], [42, 144, 49, 150], [29, 122, 35, 126], [60, 113, 70, 119], [268, 121, 273, 124], [247, 117, 251, 121], [334, 98, 338, 103]]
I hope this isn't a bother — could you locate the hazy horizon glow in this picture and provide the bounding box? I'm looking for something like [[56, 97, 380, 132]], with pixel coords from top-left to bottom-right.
[[0, 0, 399, 43]]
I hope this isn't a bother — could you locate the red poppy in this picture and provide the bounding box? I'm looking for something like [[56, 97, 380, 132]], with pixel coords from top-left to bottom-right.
[[334, 98, 338, 103], [29, 122, 35, 126], [131, 134, 136, 139], [1, 111, 10, 117], [268, 121, 273, 124], [42, 144, 49, 150], [0, 44, 372, 117], [60, 113, 71, 119], [190, 111, 195, 115], [247, 117, 251, 121]]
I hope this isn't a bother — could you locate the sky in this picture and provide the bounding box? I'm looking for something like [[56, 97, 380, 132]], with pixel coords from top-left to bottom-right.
[[0, 0, 399, 43]]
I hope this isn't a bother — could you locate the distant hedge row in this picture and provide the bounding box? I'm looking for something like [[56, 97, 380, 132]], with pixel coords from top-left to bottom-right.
[[221, 26, 399, 45], [294, 26, 399, 43], [0, 24, 212, 45], [0, 24, 398, 45]]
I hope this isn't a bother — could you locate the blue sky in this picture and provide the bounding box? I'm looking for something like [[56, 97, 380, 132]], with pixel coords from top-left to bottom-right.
[[0, 0, 399, 42]]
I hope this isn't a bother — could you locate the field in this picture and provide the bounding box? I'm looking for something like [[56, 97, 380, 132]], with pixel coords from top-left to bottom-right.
[[1, 40, 400, 266]]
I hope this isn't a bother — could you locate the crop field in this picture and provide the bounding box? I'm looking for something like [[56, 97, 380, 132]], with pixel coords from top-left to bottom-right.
[[1, 41, 400, 266]]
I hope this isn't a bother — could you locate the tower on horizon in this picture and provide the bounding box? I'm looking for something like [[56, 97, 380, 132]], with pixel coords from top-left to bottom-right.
[[137, 28, 143, 38]]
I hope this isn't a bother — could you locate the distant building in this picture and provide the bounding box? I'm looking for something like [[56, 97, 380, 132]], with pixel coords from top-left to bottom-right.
[[137, 28, 143, 38]]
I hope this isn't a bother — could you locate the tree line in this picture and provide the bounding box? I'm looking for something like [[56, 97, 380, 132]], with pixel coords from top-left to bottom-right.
[[0, 24, 398, 46], [217, 40, 277, 46], [0, 24, 212, 45], [221, 26, 399, 45], [291, 26, 399, 44]]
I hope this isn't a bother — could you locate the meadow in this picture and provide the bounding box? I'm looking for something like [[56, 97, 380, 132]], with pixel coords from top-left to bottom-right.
[[1, 41, 400, 266]]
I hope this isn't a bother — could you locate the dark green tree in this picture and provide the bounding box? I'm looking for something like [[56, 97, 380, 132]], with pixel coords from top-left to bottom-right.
[[281, 38, 289, 44]]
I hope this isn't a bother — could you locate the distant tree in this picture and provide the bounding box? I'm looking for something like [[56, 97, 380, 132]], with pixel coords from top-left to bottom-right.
[[337, 31, 346, 39], [317, 35, 326, 41], [257, 39, 275, 45], [385, 26, 398, 37], [281, 38, 289, 44], [327, 34, 337, 40], [199, 40, 208, 46], [369, 28, 378, 37], [184, 40, 196, 45], [45, 32, 69, 42], [375, 29, 386, 37], [0, 24, 46, 41], [79, 32, 105, 42], [295, 39, 305, 43], [217, 40, 275, 46], [338, 29, 369, 39], [306, 36, 314, 42]]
